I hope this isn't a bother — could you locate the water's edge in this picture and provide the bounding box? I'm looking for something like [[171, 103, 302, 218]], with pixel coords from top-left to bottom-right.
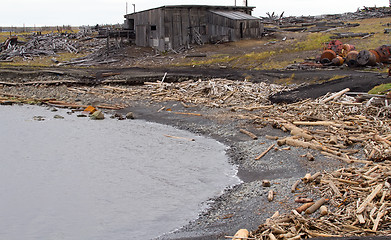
[[0, 104, 241, 240]]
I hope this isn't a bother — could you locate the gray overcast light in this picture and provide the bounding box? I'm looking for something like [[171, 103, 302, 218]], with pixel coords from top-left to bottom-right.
[[0, 0, 388, 26]]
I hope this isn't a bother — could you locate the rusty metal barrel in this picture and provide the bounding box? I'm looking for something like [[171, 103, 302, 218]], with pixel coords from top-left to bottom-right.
[[332, 56, 344, 66], [369, 50, 381, 63], [374, 45, 391, 62], [357, 50, 377, 66], [345, 50, 359, 67], [320, 50, 337, 64]]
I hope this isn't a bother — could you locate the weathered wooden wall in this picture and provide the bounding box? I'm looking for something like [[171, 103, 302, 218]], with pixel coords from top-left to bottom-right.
[[164, 8, 209, 50], [130, 8, 165, 49], [126, 6, 263, 51]]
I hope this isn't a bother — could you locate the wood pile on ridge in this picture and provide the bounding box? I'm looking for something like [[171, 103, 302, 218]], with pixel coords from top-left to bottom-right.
[[97, 78, 292, 108], [0, 32, 109, 62]]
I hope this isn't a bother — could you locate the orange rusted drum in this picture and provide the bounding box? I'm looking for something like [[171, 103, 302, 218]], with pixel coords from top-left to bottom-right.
[[369, 50, 381, 63], [357, 50, 377, 66], [320, 50, 337, 64], [331, 56, 344, 66], [345, 50, 359, 67], [374, 45, 391, 62]]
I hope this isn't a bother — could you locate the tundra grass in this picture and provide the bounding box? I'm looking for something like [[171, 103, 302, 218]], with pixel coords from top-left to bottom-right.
[[368, 83, 391, 94], [179, 33, 331, 69]]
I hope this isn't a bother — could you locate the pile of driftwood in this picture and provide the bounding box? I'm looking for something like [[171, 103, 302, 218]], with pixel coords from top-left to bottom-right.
[[58, 41, 121, 66], [0, 33, 80, 60], [95, 78, 291, 108], [228, 88, 391, 239], [255, 88, 391, 162], [252, 161, 391, 239], [0, 32, 111, 63]]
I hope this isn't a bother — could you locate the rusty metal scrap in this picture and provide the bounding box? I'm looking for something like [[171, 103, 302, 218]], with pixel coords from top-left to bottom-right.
[[316, 40, 391, 67]]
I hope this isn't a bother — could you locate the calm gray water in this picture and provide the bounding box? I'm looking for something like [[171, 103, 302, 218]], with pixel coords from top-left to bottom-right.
[[0, 105, 240, 240]]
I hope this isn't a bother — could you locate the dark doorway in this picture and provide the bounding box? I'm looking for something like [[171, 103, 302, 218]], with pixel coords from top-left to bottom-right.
[[240, 22, 244, 38]]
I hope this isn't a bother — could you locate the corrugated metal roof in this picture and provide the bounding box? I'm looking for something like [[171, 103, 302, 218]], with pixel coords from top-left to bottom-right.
[[125, 5, 255, 17], [209, 10, 260, 20]]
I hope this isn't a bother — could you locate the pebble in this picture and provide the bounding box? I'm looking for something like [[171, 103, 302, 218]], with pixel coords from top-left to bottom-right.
[[90, 110, 104, 120], [126, 112, 134, 119], [53, 115, 64, 119]]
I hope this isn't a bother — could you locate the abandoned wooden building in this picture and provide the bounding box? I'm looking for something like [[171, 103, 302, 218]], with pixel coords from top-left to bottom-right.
[[124, 5, 263, 51]]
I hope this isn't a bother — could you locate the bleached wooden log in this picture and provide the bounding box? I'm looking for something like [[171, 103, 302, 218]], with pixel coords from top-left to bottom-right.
[[329, 181, 342, 197], [321, 151, 354, 164], [373, 204, 386, 231], [268, 190, 274, 202], [255, 144, 275, 160], [232, 229, 249, 240], [239, 129, 258, 140], [321, 88, 350, 104], [302, 173, 312, 183], [305, 197, 326, 214], [306, 230, 342, 238], [329, 135, 338, 145], [291, 179, 301, 193], [311, 172, 321, 181], [356, 184, 383, 214], [283, 123, 313, 140], [373, 134, 391, 146], [357, 214, 365, 224], [296, 202, 315, 213], [293, 121, 337, 126], [268, 232, 278, 240]]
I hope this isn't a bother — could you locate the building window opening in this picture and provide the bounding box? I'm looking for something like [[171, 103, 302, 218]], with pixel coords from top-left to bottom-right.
[[151, 25, 157, 31]]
